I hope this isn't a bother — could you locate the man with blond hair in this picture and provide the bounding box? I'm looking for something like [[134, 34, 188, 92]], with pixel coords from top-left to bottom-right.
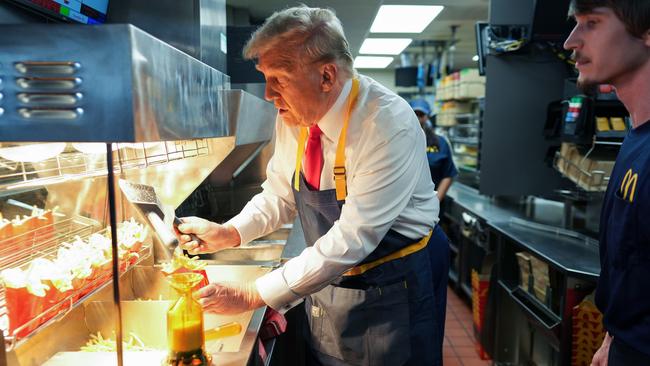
[[179, 6, 449, 365], [564, 0, 650, 365]]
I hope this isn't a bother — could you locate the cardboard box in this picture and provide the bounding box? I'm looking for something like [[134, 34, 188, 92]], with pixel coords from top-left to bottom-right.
[[555, 143, 613, 191]]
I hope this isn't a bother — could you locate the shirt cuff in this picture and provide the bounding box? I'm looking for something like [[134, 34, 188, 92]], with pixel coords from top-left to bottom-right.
[[225, 214, 255, 245], [255, 268, 304, 314]]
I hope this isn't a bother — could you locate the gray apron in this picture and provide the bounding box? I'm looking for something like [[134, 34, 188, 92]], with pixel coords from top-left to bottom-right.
[[293, 172, 446, 366]]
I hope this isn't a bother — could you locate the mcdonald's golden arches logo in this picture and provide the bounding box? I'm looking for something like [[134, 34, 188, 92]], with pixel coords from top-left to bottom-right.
[[620, 168, 638, 203]]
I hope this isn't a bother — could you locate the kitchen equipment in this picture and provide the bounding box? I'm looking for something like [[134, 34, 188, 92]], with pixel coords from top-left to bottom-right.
[[119, 179, 203, 257], [0, 19, 276, 366], [118, 180, 179, 253], [166, 273, 211, 366]]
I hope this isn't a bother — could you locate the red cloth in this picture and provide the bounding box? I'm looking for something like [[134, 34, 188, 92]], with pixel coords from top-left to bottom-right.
[[257, 308, 287, 364], [304, 125, 323, 190], [259, 308, 287, 340]]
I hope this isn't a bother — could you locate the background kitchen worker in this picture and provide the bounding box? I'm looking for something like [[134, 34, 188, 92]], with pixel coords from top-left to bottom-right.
[[178, 5, 449, 366], [410, 98, 458, 201], [564, 0, 650, 365]]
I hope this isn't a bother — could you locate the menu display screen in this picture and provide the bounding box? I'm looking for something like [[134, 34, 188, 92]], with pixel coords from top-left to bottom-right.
[[12, 0, 109, 24]]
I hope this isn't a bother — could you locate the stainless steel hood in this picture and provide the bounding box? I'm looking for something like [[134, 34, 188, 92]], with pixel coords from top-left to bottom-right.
[[0, 22, 277, 219], [208, 90, 276, 188], [0, 24, 229, 142], [225, 90, 275, 146]]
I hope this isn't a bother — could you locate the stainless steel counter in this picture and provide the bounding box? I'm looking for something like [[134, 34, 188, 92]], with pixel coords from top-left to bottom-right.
[[445, 183, 527, 223], [490, 220, 600, 279], [445, 183, 600, 279]]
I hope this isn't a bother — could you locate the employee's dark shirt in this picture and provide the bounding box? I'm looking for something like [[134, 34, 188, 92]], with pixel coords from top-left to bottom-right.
[[424, 127, 458, 186], [596, 120, 650, 356]]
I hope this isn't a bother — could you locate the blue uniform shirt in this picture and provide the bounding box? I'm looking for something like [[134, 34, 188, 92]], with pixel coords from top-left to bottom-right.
[[595, 120, 650, 356], [424, 128, 458, 186]]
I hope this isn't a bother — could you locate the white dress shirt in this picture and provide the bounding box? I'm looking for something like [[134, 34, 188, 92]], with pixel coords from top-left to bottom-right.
[[227, 74, 440, 312]]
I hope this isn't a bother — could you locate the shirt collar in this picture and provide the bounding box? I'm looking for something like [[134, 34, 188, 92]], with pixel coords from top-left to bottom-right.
[[316, 78, 353, 142]]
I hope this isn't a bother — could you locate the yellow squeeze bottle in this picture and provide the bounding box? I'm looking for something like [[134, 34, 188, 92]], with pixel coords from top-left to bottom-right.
[[166, 273, 212, 365]]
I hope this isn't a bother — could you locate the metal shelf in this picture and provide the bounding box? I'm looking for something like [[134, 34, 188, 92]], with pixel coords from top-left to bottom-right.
[[450, 138, 479, 146], [0, 139, 210, 192], [0, 215, 99, 269], [438, 123, 479, 130], [498, 280, 561, 332], [454, 113, 480, 121], [553, 151, 609, 192], [452, 124, 480, 129], [459, 165, 479, 173], [593, 140, 623, 146], [454, 152, 478, 159], [0, 216, 152, 348]]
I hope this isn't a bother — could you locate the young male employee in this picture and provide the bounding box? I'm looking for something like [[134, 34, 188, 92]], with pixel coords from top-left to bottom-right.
[[564, 1, 650, 364]]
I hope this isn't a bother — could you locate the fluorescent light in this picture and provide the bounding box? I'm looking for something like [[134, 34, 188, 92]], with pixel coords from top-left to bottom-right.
[[354, 56, 394, 69], [472, 55, 479, 62], [370, 5, 444, 33], [359, 38, 412, 55]]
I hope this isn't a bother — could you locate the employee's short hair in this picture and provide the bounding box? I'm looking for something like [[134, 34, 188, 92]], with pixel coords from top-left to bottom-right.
[[243, 5, 354, 77], [569, 0, 650, 38]]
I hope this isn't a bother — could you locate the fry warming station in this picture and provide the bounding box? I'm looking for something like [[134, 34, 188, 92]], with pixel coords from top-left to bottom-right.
[[0, 22, 281, 366]]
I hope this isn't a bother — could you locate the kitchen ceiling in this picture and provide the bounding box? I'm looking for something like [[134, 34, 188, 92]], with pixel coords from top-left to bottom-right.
[[227, 0, 489, 70]]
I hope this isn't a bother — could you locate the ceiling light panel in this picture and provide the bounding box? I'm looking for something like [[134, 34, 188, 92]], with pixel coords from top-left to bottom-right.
[[359, 38, 413, 55], [370, 5, 444, 33], [353, 56, 394, 69]]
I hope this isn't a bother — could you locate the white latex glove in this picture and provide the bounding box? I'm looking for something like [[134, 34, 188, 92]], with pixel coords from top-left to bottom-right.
[[591, 332, 612, 366], [176, 216, 241, 254], [195, 282, 264, 315]]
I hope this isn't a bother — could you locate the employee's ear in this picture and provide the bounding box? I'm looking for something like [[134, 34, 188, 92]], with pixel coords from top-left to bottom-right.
[[321, 63, 337, 92]]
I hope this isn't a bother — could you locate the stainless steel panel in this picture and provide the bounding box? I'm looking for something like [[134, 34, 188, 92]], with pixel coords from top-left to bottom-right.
[[128, 26, 228, 141], [205, 90, 275, 188], [0, 24, 229, 142], [224, 90, 275, 146]]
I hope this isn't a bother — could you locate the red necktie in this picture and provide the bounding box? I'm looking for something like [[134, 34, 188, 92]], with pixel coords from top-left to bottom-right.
[[304, 125, 323, 190]]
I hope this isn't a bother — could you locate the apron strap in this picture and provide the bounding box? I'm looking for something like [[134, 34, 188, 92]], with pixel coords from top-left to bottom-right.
[[342, 230, 433, 277], [294, 78, 360, 200], [294, 128, 309, 192], [334, 78, 360, 200]]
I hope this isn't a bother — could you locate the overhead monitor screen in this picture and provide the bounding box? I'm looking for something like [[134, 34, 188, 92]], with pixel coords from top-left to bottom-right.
[[11, 0, 109, 24]]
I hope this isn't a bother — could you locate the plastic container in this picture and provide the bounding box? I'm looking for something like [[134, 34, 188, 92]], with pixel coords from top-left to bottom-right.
[[166, 272, 211, 366]]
